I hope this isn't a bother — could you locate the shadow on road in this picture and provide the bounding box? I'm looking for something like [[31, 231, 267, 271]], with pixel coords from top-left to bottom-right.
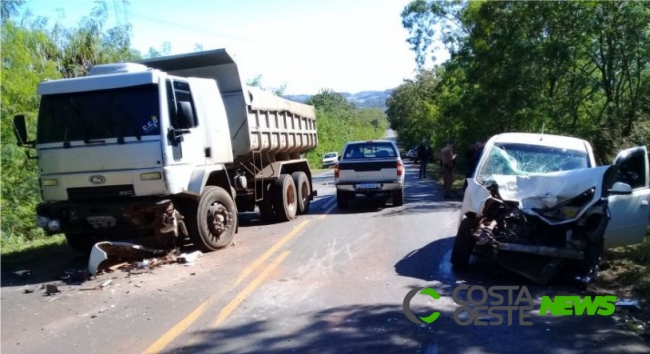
[[164, 302, 646, 354]]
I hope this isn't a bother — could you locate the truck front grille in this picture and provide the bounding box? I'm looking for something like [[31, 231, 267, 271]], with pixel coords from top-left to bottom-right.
[[67, 185, 135, 202]]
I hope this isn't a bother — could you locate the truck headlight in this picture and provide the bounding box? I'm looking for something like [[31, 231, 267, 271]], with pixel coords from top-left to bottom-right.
[[47, 220, 61, 231], [140, 172, 162, 180], [36, 216, 50, 228], [42, 178, 58, 186]]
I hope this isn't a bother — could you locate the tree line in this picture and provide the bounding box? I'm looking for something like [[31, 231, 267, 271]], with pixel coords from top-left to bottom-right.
[[0, 0, 387, 248], [387, 0, 650, 165]]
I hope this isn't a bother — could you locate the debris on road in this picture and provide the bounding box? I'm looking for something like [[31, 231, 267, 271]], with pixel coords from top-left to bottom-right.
[[88, 241, 171, 276], [616, 299, 641, 309], [177, 251, 202, 265], [45, 284, 60, 295], [80, 279, 114, 291]]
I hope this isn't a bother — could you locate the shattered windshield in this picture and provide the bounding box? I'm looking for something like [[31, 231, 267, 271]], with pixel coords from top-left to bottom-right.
[[476, 142, 590, 184], [37, 84, 161, 144]]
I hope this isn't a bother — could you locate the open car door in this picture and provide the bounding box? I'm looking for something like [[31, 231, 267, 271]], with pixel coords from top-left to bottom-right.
[[604, 146, 650, 249]]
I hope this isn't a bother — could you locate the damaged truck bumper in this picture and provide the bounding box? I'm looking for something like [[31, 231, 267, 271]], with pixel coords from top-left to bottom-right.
[[37, 197, 190, 247]]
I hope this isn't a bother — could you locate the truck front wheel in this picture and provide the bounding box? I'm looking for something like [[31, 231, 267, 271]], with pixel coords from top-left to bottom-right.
[[189, 186, 237, 252], [65, 232, 100, 255]]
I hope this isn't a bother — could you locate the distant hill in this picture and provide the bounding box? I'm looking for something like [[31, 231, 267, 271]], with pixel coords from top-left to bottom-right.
[[283, 89, 394, 111]]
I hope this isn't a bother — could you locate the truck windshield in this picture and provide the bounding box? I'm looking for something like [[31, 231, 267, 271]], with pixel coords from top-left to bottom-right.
[[37, 84, 161, 144], [344, 142, 397, 159], [476, 142, 590, 184]]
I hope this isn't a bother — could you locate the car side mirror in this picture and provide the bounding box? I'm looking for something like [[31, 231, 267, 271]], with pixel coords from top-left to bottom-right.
[[609, 182, 633, 195], [337, 156, 341, 161]]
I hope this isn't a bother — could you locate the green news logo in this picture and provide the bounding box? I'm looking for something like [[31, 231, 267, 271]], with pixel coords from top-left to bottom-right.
[[403, 285, 617, 326]]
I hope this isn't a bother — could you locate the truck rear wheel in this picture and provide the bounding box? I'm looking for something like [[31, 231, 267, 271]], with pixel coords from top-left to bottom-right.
[[258, 182, 275, 223], [273, 174, 297, 222], [189, 186, 237, 252], [292, 171, 311, 214]]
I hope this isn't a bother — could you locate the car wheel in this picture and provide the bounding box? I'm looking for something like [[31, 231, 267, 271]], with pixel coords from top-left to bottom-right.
[[393, 187, 404, 207], [336, 190, 350, 209], [450, 217, 477, 269]]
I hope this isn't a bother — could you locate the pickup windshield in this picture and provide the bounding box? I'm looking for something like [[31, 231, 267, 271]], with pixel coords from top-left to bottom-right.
[[37, 84, 161, 144], [476, 142, 590, 184], [323, 153, 337, 159], [343, 142, 397, 159]]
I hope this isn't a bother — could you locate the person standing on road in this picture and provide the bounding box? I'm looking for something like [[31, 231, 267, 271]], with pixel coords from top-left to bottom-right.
[[463, 141, 485, 190], [417, 139, 430, 179], [440, 141, 456, 198], [463, 143, 476, 190]]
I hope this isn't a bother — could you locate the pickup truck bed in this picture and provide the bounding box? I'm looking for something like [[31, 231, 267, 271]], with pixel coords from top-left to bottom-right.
[[334, 140, 405, 208]]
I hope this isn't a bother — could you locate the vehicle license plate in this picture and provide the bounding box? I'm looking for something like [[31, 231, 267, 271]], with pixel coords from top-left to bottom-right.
[[357, 183, 380, 189]]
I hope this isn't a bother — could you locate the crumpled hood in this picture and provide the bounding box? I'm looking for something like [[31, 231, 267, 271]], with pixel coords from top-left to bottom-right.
[[466, 166, 613, 225]]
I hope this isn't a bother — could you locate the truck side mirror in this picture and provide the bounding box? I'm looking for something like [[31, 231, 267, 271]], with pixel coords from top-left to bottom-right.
[[337, 156, 341, 161], [609, 181, 633, 195], [177, 101, 196, 128], [13, 114, 29, 146]]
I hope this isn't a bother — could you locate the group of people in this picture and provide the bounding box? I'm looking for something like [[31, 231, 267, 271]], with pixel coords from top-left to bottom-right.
[[414, 138, 485, 199]]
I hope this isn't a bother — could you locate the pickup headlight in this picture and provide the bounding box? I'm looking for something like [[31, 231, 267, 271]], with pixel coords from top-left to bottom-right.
[[140, 172, 162, 181], [42, 178, 58, 187]]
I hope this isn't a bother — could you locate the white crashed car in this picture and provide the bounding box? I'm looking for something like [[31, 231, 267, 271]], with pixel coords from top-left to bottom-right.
[[452, 132, 649, 285]]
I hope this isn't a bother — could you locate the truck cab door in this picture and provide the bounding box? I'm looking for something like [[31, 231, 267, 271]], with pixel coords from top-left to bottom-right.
[[604, 146, 650, 249], [165, 79, 205, 166]]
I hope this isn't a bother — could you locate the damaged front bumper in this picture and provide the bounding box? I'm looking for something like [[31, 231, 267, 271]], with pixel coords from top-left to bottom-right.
[[37, 197, 190, 245], [461, 166, 617, 285]]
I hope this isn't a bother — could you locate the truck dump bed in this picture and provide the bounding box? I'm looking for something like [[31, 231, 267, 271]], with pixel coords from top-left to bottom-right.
[[140, 49, 317, 162]]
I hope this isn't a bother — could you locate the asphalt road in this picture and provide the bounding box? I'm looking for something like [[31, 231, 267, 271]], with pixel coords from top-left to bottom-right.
[[2, 141, 649, 353]]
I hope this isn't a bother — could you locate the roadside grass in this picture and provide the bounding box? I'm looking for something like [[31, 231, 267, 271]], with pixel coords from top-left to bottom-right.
[[596, 229, 650, 335], [1, 234, 74, 270]]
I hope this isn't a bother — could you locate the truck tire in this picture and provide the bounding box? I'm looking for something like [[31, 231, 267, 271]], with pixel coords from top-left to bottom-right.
[[258, 182, 275, 223], [336, 190, 349, 209], [450, 217, 477, 269], [65, 232, 100, 255], [273, 174, 297, 222], [292, 171, 311, 214], [188, 186, 237, 252], [393, 187, 404, 207]]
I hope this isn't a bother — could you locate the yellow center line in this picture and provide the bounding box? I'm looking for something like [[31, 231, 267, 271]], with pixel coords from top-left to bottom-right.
[[233, 220, 309, 286], [140, 221, 308, 354], [141, 300, 211, 354], [214, 250, 291, 327]]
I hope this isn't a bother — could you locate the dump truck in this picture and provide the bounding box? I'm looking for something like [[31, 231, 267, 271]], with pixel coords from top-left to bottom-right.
[[13, 49, 318, 254]]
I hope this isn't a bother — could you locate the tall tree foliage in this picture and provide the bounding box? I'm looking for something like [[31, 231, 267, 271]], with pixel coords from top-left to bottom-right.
[[391, 0, 650, 162], [1, 0, 142, 244]]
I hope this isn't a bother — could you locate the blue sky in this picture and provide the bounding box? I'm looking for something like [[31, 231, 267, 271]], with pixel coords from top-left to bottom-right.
[[22, 0, 448, 95]]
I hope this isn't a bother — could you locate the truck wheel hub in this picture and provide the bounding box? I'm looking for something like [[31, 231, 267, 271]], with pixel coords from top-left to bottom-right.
[[207, 203, 232, 236]]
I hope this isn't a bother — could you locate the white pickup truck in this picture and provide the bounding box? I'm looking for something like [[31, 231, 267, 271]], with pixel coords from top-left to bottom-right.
[[334, 140, 405, 208], [453, 132, 649, 286]]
